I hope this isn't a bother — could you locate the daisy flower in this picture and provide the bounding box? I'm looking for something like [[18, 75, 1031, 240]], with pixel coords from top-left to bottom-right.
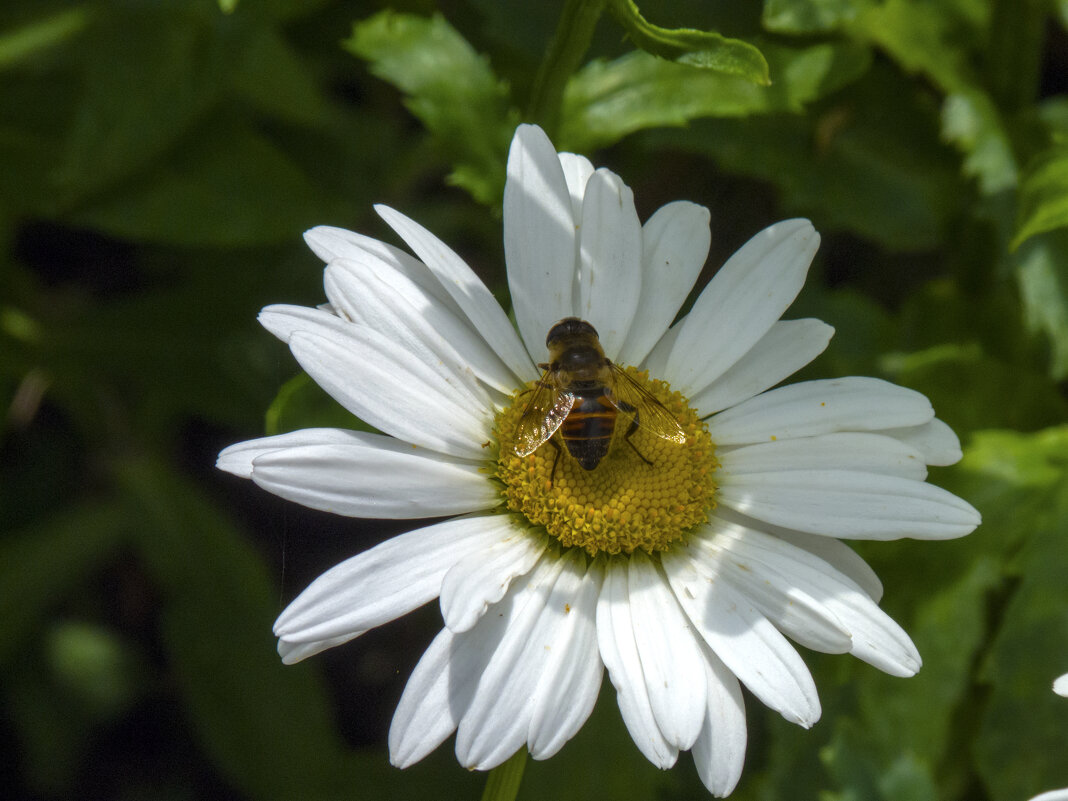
[[1025, 674, 1068, 801], [218, 124, 980, 796]]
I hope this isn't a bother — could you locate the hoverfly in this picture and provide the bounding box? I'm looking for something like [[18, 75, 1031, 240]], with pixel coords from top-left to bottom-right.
[[514, 317, 686, 482]]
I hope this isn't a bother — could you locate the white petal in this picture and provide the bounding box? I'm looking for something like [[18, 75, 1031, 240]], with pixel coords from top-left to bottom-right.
[[278, 632, 362, 665], [558, 151, 595, 222], [376, 204, 537, 382], [707, 377, 935, 446], [244, 434, 497, 519], [218, 427, 360, 477], [701, 515, 921, 675], [718, 432, 929, 481], [503, 125, 578, 362], [617, 201, 711, 367], [325, 259, 518, 396], [717, 469, 980, 540], [662, 546, 821, 727], [303, 225, 461, 316], [454, 554, 570, 769], [1028, 790, 1068, 801], [273, 515, 508, 645], [714, 506, 884, 602], [691, 648, 747, 797], [627, 550, 707, 750], [574, 168, 642, 361], [881, 418, 963, 466], [388, 628, 463, 767], [640, 321, 681, 378], [389, 599, 518, 768], [441, 525, 548, 632], [596, 561, 678, 768], [286, 327, 491, 459], [527, 559, 605, 760], [664, 219, 819, 395], [1054, 673, 1068, 697], [717, 556, 853, 655], [690, 319, 834, 416]]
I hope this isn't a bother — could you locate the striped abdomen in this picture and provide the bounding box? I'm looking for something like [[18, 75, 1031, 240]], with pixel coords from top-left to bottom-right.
[[560, 390, 617, 470]]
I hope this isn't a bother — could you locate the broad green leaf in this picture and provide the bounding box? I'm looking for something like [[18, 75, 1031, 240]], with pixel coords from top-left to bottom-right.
[[762, 0, 871, 34], [608, 0, 769, 84], [560, 41, 871, 151], [985, 0, 1045, 111], [1013, 230, 1068, 379], [230, 27, 331, 127], [0, 5, 90, 69], [67, 119, 351, 246], [941, 90, 1018, 195], [54, 7, 231, 206], [971, 429, 1068, 800], [345, 11, 517, 206], [638, 63, 959, 250], [265, 372, 375, 436], [1012, 146, 1068, 250]]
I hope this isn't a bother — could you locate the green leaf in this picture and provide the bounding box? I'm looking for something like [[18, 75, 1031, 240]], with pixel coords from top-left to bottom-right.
[[1013, 230, 1068, 379], [560, 41, 871, 151], [67, 118, 351, 246], [941, 90, 1018, 195], [607, 0, 769, 85], [230, 27, 331, 128], [971, 429, 1068, 800], [344, 11, 518, 206], [762, 0, 871, 34], [1012, 146, 1068, 250], [0, 5, 90, 69]]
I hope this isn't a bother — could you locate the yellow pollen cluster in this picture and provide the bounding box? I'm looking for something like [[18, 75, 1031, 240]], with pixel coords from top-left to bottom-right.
[[494, 368, 718, 556]]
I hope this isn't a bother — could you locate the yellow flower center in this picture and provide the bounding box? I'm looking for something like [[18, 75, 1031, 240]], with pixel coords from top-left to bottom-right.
[[494, 368, 718, 556]]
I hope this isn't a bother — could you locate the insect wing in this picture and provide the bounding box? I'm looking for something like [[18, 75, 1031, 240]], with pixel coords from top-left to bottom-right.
[[514, 377, 575, 456], [606, 364, 687, 444]]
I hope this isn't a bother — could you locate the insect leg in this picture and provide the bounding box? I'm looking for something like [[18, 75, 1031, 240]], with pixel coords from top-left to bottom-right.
[[623, 415, 653, 465], [548, 438, 563, 486]]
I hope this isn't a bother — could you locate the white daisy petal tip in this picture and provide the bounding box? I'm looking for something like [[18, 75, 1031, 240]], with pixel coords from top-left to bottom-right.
[[1053, 672, 1068, 697]]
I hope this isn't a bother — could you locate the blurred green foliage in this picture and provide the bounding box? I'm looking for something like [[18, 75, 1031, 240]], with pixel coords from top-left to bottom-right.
[[2, 0, 1068, 799]]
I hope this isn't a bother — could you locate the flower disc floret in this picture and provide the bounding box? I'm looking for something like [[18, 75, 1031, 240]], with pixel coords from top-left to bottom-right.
[[495, 368, 718, 555]]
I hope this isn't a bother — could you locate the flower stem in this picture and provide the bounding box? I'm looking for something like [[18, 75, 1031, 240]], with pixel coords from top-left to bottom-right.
[[480, 749, 528, 801], [526, 0, 608, 136]]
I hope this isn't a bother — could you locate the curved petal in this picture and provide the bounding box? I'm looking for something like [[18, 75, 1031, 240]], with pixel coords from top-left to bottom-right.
[[376, 204, 537, 382], [286, 326, 491, 459], [691, 646, 747, 798], [701, 517, 922, 675], [707, 377, 935, 446], [881, 418, 963, 466], [274, 515, 510, 645], [325, 258, 517, 396], [455, 553, 579, 769], [627, 550, 707, 750], [232, 431, 496, 518], [558, 151, 595, 222], [574, 168, 643, 361], [662, 545, 821, 727], [527, 558, 605, 760], [303, 225, 462, 316], [597, 561, 678, 768], [504, 125, 578, 361], [690, 319, 834, 416], [713, 506, 884, 602], [664, 220, 819, 395], [218, 427, 360, 477], [617, 201, 710, 367], [1054, 673, 1068, 697], [441, 524, 548, 633], [278, 632, 362, 665], [717, 469, 981, 540], [718, 432, 929, 481]]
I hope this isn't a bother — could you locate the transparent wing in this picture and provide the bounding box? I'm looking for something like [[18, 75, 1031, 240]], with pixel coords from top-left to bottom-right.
[[514, 375, 575, 456], [606, 364, 687, 444]]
